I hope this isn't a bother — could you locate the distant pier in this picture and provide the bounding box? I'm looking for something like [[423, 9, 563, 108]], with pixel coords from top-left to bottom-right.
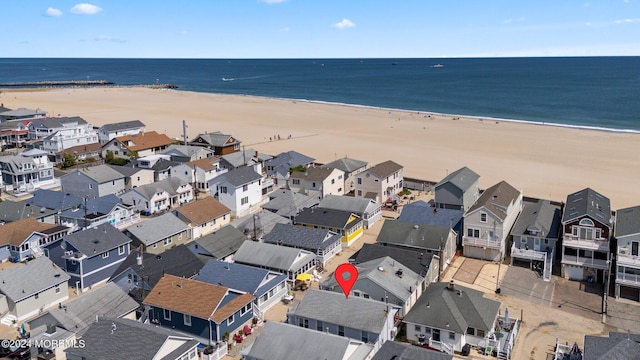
[[0, 80, 178, 89]]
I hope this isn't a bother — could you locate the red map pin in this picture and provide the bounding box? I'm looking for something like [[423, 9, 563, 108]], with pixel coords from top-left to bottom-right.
[[335, 263, 358, 299]]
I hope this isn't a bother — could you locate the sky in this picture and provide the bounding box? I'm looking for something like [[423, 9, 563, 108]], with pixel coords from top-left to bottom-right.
[[3, 1, 640, 58]]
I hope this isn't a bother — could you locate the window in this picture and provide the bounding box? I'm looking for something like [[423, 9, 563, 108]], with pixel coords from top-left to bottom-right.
[[331, 179, 335, 184], [363, 294, 369, 299], [219, 186, 227, 194], [579, 218, 595, 227], [357, 178, 362, 185], [55, 285, 60, 294], [164, 309, 171, 321], [35, 293, 39, 300], [243, 184, 248, 192], [292, 179, 300, 185], [164, 238, 172, 246], [89, 184, 93, 189], [227, 314, 234, 325], [153, 243, 158, 249], [480, 213, 487, 222], [338, 325, 345, 336], [312, 182, 316, 188], [102, 251, 109, 259], [357, 190, 362, 196], [477, 329, 485, 337], [467, 327, 475, 335], [415, 325, 422, 333], [449, 331, 455, 340], [118, 245, 126, 255], [303, 319, 309, 328], [184, 314, 191, 326], [353, 291, 360, 297], [241, 303, 250, 316], [241, 197, 249, 205], [633, 242, 639, 256]]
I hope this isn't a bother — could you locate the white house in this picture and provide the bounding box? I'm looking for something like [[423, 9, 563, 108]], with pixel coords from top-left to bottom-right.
[[171, 157, 227, 193], [101, 131, 174, 159], [119, 177, 193, 215], [353, 160, 404, 204], [97, 120, 145, 145], [288, 167, 345, 199], [210, 165, 263, 217], [0, 149, 55, 193], [614, 205, 640, 301], [42, 127, 99, 156]]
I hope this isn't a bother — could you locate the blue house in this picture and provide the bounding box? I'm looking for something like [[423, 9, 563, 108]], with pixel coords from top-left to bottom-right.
[[45, 224, 131, 292], [144, 274, 255, 344]]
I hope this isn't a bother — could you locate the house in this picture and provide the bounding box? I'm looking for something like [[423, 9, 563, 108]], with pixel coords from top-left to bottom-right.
[[60, 165, 127, 199], [614, 205, 640, 300], [101, 131, 174, 159], [0, 148, 55, 193], [372, 341, 453, 360], [0, 199, 57, 224], [119, 177, 193, 215], [65, 317, 200, 360], [560, 188, 612, 283], [583, 331, 640, 360], [195, 260, 287, 319], [171, 156, 227, 193], [123, 213, 191, 254], [187, 225, 247, 262], [262, 223, 342, 265], [264, 150, 315, 188], [351, 243, 438, 285], [109, 164, 155, 189], [462, 181, 523, 261], [27, 116, 93, 141], [55, 142, 102, 165], [376, 220, 457, 274], [173, 197, 231, 239], [262, 188, 319, 220], [319, 194, 382, 229], [189, 131, 241, 155], [28, 282, 138, 336], [134, 154, 181, 182], [434, 167, 480, 211], [295, 207, 364, 247], [287, 289, 399, 352], [97, 120, 145, 144], [0, 120, 30, 149], [0, 217, 70, 262], [109, 244, 204, 302], [397, 201, 464, 245], [509, 199, 562, 282], [242, 321, 373, 360], [403, 281, 501, 354], [161, 144, 214, 162], [230, 209, 290, 240], [44, 224, 132, 292], [0, 107, 46, 121], [322, 156, 368, 193], [233, 241, 317, 282], [28, 324, 77, 360], [321, 256, 424, 317], [56, 194, 140, 230], [210, 166, 263, 217], [288, 167, 345, 199], [42, 127, 98, 156], [144, 274, 255, 343], [0, 257, 70, 323], [27, 189, 84, 214], [219, 148, 272, 171], [353, 160, 403, 204]]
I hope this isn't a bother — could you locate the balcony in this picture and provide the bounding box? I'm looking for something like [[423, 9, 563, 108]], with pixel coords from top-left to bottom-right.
[[510, 245, 546, 261], [617, 248, 640, 268], [561, 254, 608, 269], [563, 234, 609, 251], [616, 272, 640, 287], [463, 235, 503, 250]]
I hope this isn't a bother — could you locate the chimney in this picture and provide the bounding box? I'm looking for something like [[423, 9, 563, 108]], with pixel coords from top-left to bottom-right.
[[255, 150, 258, 158], [449, 280, 455, 291], [46, 324, 57, 335], [433, 208, 438, 214]]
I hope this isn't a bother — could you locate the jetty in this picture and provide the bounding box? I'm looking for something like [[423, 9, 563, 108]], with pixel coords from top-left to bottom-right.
[[0, 80, 178, 89]]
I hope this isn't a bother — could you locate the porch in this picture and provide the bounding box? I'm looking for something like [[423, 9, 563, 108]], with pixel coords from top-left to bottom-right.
[[563, 235, 609, 252], [462, 235, 503, 250], [617, 248, 640, 267]]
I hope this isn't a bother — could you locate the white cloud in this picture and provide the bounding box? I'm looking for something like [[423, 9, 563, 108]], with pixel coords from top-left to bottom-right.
[[615, 18, 640, 24], [332, 18, 355, 30], [46, 8, 63, 17], [94, 35, 125, 43], [70, 3, 103, 15], [503, 18, 513, 24], [584, 2, 591, 7], [259, 0, 286, 4]]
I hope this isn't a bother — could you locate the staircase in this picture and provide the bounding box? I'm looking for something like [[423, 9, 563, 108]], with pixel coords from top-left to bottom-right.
[[543, 252, 553, 282], [1, 314, 17, 327]]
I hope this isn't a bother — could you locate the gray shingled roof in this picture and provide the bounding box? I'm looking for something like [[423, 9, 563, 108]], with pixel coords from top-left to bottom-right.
[[219, 166, 262, 187], [192, 131, 239, 147], [108, 164, 148, 178], [289, 167, 336, 182], [266, 150, 315, 169], [403, 282, 500, 334], [0, 107, 45, 117], [233, 241, 316, 272], [322, 157, 368, 174], [318, 195, 380, 215], [162, 144, 212, 158], [192, 225, 247, 259], [0, 257, 70, 302], [435, 166, 480, 192], [295, 207, 361, 229], [230, 209, 291, 236], [100, 120, 145, 132], [63, 223, 132, 256], [58, 194, 123, 219], [0, 200, 57, 223], [65, 165, 125, 184], [583, 331, 640, 360], [367, 160, 403, 178], [65, 317, 199, 360], [124, 213, 189, 246], [510, 200, 561, 239], [262, 223, 341, 251], [372, 341, 453, 360], [466, 180, 521, 220], [220, 148, 272, 168], [290, 289, 392, 333], [352, 243, 433, 277], [30, 282, 138, 335], [397, 201, 463, 230], [615, 206, 640, 238], [27, 189, 84, 211], [195, 260, 286, 295], [127, 177, 189, 200], [562, 188, 612, 226], [377, 220, 452, 250], [29, 116, 88, 129], [262, 189, 319, 218], [246, 321, 372, 360]]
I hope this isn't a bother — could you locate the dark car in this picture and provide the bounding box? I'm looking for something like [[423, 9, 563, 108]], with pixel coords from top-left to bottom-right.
[[8, 346, 29, 360]]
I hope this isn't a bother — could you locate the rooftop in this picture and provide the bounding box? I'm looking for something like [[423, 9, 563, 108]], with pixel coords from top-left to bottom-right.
[[562, 188, 612, 227], [467, 180, 521, 220], [173, 197, 230, 225]]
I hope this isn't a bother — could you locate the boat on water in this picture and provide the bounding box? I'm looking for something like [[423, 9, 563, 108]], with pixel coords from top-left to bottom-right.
[[431, 64, 444, 68], [221, 77, 233, 81]]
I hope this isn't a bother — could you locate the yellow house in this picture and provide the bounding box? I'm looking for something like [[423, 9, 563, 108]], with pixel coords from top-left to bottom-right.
[[294, 207, 364, 247]]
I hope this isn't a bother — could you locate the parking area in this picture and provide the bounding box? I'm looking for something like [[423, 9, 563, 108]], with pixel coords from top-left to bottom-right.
[[499, 265, 555, 307]]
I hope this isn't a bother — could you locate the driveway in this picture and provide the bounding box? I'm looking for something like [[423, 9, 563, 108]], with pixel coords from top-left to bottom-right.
[[499, 265, 555, 307]]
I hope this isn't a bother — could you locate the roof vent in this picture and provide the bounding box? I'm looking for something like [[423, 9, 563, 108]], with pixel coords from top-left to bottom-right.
[[413, 224, 419, 230], [395, 269, 403, 278], [378, 266, 384, 272], [449, 280, 455, 291]]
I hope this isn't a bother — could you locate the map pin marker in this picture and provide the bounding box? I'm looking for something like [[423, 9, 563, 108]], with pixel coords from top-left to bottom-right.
[[335, 263, 358, 299]]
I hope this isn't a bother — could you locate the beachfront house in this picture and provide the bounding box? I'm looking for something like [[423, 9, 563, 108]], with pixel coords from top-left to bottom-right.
[[0, 217, 70, 262], [219, 148, 273, 171], [318, 194, 382, 229], [0, 149, 55, 193], [462, 181, 523, 262], [614, 205, 640, 301], [287, 289, 399, 353], [189, 131, 241, 155], [352, 244, 439, 285], [397, 200, 464, 245], [0, 107, 46, 122], [322, 156, 368, 193], [59, 165, 126, 199], [187, 225, 247, 262], [97, 120, 146, 145], [264, 150, 315, 188], [209, 165, 263, 217], [262, 223, 342, 266], [0, 257, 70, 323], [434, 166, 480, 212], [0, 120, 30, 149], [144, 274, 255, 343], [509, 199, 562, 282], [403, 281, 501, 354], [353, 160, 404, 204], [262, 188, 319, 220], [123, 213, 191, 255], [294, 207, 364, 247], [170, 157, 227, 193], [173, 197, 231, 238], [101, 131, 174, 160], [161, 144, 215, 162], [288, 167, 345, 199], [560, 188, 612, 283], [233, 241, 317, 282], [57, 194, 140, 231], [41, 126, 99, 156], [119, 177, 193, 215]]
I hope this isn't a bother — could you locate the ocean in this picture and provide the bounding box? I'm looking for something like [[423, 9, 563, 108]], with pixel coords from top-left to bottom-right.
[[1, 57, 639, 132]]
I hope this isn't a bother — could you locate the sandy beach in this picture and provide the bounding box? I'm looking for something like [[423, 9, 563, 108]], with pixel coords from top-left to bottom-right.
[[1, 87, 638, 208]]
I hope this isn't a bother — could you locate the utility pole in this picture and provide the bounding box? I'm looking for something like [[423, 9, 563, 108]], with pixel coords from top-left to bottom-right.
[[182, 120, 187, 146], [603, 258, 612, 323], [137, 245, 146, 313], [495, 250, 502, 294]]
